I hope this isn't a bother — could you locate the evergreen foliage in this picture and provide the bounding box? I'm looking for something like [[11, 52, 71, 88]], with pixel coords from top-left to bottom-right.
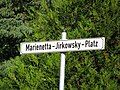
[[0, 0, 33, 61], [0, 0, 120, 89]]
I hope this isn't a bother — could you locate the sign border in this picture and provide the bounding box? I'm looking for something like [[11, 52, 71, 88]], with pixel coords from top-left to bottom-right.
[[20, 37, 105, 54]]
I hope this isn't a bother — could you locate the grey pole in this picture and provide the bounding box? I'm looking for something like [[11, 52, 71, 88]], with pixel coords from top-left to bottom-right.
[[59, 31, 66, 90]]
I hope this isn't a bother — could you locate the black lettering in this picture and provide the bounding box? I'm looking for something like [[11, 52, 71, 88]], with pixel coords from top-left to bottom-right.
[[65, 43, 68, 48], [36, 45, 38, 50], [33, 44, 36, 50], [62, 42, 64, 48], [75, 41, 77, 47], [67, 43, 72, 48], [78, 43, 81, 49], [49, 44, 51, 49], [72, 43, 75, 48], [29, 45, 33, 51], [96, 41, 98, 47], [85, 40, 89, 47], [26, 44, 30, 51]]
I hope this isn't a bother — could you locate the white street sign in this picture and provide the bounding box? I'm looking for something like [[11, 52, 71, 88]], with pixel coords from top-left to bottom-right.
[[20, 37, 105, 54], [20, 31, 105, 90]]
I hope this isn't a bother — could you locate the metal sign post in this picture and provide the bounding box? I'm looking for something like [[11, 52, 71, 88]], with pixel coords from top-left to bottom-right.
[[59, 31, 66, 90]]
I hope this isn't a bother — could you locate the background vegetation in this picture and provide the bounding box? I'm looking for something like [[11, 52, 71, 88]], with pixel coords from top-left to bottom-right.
[[0, 0, 120, 89]]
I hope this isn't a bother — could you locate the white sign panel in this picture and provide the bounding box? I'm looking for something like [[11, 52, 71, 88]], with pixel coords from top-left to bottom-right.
[[20, 37, 105, 54]]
